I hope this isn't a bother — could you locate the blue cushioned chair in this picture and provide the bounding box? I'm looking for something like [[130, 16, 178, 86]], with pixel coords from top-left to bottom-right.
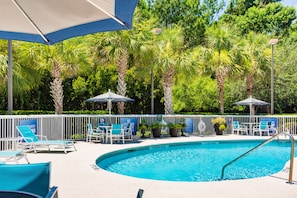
[[253, 121, 269, 136], [0, 162, 58, 198], [232, 121, 248, 135], [107, 124, 125, 144]]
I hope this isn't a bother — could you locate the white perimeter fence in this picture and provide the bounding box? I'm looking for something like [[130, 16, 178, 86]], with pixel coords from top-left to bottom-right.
[[0, 114, 296, 145]]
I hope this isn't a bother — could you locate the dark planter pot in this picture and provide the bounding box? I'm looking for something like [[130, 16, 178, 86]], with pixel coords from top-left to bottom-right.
[[169, 128, 179, 137], [139, 124, 148, 138], [152, 128, 161, 137], [214, 124, 223, 135], [140, 129, 146, 138]]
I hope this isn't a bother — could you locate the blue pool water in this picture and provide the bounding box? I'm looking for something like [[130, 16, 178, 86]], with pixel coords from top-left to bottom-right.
[[96, 140, 295, 182]]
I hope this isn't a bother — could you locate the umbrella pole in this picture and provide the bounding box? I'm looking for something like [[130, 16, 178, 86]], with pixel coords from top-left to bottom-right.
[[108, 100, 111, 115], [249, 104, 252, 123], [8, 40, 13, 115]]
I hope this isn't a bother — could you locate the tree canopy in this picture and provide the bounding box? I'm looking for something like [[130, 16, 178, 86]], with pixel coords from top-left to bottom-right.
[[0, 0, 296, 115]]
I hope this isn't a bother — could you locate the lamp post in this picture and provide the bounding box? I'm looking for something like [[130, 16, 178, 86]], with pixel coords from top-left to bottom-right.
[[270, 38, 278, 115], [151, 28, 162, 114]]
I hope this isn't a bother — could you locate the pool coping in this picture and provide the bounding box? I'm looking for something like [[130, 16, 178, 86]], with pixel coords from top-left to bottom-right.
[[26, 135, 297, 198]]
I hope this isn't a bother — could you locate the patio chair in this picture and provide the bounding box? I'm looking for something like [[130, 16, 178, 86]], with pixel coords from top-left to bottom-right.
[[124, 122, 134, 141], [106, 124, 125, 144], [232, 121, 248, 135], [16, 125, 76, 153], [98, 121, 108, 131], [253, 121, 270, 136], [269, 121, 278, 135], [0, 162, 58, 198], [86, 123, 104, 143], [0, 138, 30, 164]]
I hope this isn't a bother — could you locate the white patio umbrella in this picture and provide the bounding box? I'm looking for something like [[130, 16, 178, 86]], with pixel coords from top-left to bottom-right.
[[234, 96, 270, 122], [0, 0, 139, 114], [86, 89, 134, 115]]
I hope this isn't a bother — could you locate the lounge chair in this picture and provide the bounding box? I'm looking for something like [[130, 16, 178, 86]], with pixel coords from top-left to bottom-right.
[[232, 121, 248, 135], [86, 123, 104, 143], [106, 124, 125, 144], [0, 162, 58, 198], [0, 138, 30, 164], [16, 125, 76, 153]]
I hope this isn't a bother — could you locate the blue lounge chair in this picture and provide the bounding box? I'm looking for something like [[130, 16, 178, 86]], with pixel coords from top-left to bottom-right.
[[0, 162, 58, 198], [0, 138, 29, 164], [16, 125, 76, 153]]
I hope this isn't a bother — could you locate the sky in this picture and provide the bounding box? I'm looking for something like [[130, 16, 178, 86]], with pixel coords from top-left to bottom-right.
[[282, 0, 297, 8], [223, 0, 296, 8]]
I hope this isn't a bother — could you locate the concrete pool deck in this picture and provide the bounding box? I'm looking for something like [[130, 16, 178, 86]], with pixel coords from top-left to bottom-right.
[[26, 135, 297, 198]]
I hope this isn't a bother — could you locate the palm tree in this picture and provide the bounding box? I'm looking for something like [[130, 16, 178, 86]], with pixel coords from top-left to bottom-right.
[[153, 26, 185, 114], [17, 38, 89, 114], [89, 12, 152, 114], [0, 54, 7, 92], [242, 32, 270, 97], [202, 24, 236, 114]]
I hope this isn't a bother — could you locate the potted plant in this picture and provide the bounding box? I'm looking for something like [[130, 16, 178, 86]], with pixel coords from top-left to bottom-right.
[[150, 122, 162, 137], [179, 118, 187, 136], [211, 117, 228, 135], [138, 119, 148, 138], [168, 123, 181, 137]]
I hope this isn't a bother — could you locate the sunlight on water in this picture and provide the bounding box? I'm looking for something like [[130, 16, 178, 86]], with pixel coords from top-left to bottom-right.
[[97, 140, 294, 182]]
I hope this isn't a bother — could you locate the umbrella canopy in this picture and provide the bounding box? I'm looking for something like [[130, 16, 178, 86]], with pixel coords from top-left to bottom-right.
[[86, 89, 134, 114], [234, 96, 269, 116], [0, 0, 138, 114], [0, 0, 139, 44], [234, 96, 270, 106]]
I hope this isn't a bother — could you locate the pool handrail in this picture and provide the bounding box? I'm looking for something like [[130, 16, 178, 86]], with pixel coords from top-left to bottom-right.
[[220, 131, 295, 183]]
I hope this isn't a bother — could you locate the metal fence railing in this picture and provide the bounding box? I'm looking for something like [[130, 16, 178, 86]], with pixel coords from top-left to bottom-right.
[[0, 114, 297, 146]]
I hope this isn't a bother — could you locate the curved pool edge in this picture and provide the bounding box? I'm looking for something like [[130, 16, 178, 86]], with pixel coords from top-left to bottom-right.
[[26, 135, 297, 198], [96, 136, 294, 182]]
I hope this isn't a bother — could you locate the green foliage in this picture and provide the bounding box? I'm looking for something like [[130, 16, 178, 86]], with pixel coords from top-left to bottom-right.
[[150, 121, 166, 129], [223, 2, 296, 37], [211, 117, 228, 130], [1, 1, 297, 115], [167, 122, 182, 129], [149, 0, 224, 47], [173, 75, 218, 112]]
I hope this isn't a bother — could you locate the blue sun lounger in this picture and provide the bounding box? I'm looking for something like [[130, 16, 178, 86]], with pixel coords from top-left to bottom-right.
[[16, 125, 76, 153], [0, 162, 58, 198], [0, 138, 30, 164]]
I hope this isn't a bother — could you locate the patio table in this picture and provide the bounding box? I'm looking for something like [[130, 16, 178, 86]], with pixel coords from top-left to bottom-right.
[[242, 122, 258, 135], [98, 125, 112, 143]]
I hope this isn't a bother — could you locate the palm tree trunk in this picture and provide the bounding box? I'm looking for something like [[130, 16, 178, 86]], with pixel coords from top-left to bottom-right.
[[50, 61, 63, 114], [215, 66, 229, 114], [162, 66, 174, 114], [117, 49, 128, 114], [246, 73, 254, 97]]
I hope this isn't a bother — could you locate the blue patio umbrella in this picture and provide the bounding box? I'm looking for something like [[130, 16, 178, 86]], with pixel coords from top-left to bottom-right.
[[0, 0, 138, 44], [0, 0, 139, 113]]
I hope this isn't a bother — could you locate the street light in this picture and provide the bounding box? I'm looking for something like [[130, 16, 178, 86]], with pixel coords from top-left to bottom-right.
[[270, 38, 278, 115], [151, 28, 162, 114]]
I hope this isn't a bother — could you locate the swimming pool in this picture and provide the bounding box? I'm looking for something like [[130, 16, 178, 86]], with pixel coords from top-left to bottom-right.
[[96, 140, 294, 182]]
